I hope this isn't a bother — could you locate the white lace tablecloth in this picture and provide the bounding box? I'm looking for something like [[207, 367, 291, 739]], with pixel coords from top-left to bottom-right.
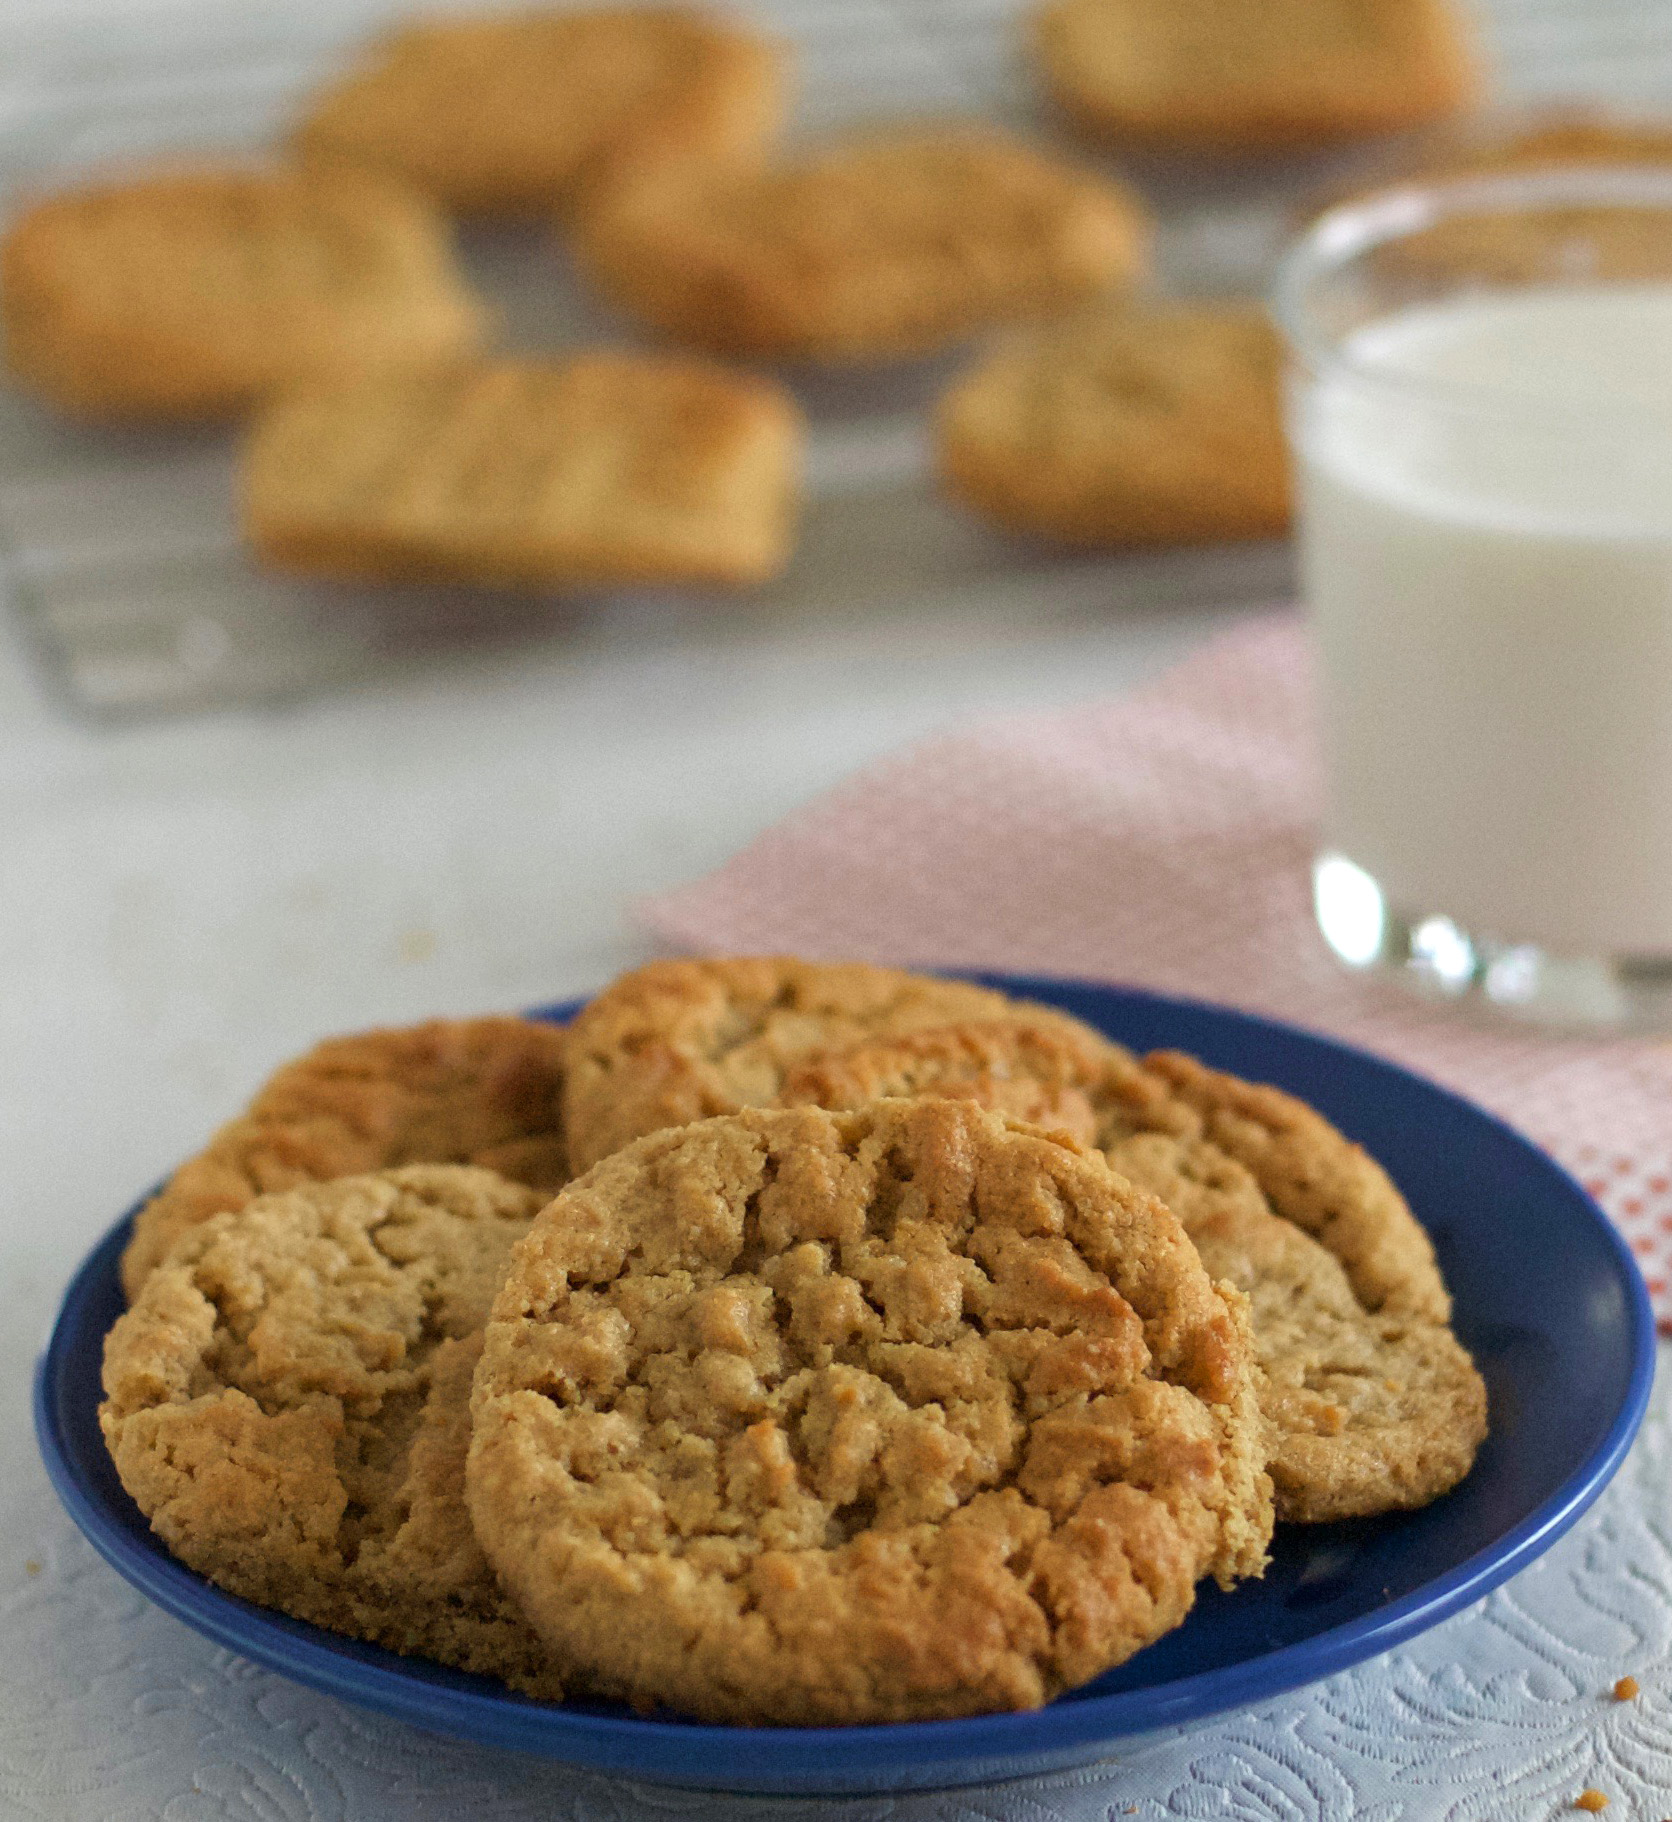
[[4, 1352, 1669, 1820]]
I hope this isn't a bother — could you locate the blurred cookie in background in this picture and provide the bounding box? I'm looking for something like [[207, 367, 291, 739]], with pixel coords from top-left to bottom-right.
[[1305, 108, 1672, 286], [573, 124, 1151, 362], [1032, 0, 1480, 152], [242, 352, 804, 589], [1338, 107, 1672, 198], [294, 6, 789, 217], [936, 302, 1289, 548], [1, 164, 486, 421]]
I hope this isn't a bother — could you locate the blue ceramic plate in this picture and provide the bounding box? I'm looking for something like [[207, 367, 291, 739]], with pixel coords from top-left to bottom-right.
[[36, 975, 1656, 1795]]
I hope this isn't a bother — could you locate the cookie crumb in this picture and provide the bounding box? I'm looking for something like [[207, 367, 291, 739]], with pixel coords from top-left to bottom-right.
[[24, 1560, 41, 1576], [1575, 1791, 1609, 1812], [1613, 1675, 1640, 1700]]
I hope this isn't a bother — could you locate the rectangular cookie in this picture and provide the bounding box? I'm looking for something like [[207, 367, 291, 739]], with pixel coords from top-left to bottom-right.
[[573, 124, 1150, 361], [1034, 0, 1479, 149], [293, 6, 789, 217], [241, 353, 803, 588], [2, 164, 486, 421]]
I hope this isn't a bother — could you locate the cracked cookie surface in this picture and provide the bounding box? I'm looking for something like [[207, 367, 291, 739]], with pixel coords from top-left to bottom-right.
[[121, 1015, 569, 1300], [782, 1019, 1486, 1522], [561, 956, 1052, 1174], [468, 1098, 1271, 1724], [101, 1166, 563, 1694]]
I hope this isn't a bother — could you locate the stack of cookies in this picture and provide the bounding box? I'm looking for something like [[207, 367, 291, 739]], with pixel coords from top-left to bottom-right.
[[101, 957, 1488, 1725], [1, 0, 1493, 585]]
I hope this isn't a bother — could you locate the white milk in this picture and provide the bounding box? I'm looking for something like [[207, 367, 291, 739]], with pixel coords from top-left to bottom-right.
[[1295, 284, 1672, 956]]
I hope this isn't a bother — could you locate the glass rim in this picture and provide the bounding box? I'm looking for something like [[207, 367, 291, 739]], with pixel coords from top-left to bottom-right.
[[1271, 164, 1672, 423]]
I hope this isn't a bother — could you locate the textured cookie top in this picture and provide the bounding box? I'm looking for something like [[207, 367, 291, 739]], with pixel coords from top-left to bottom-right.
[[468, 1098, 1271, 1725], [1103, 1128, 1486, 1522], [936, 304, 1290, 547], [101, 1167, 561, 1692], [1, 164, 485, 419], [782, 1018, 1452, 1320], [574, 125, 1150, 360], [1034, 0, 1478, 148], [781, 1019, 1483, 1521], [1140, 1050, 1451, 1323], [779, 1014, 1160, 1148], [120, 1015, 568, 1300], [242, 353, 804, 589], [561, 957, 1037, 1173], [295, 7, 788, 215]]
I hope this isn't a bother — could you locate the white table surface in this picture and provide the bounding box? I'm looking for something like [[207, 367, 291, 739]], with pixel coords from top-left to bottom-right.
[[5, 0, 1672, 1815]]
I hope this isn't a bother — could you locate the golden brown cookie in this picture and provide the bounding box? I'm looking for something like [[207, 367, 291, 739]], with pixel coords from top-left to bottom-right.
[[782, 1017, 1119, 1144], [1317, 109, 1672, 217], [1102, 1129, 1487, 1522], [559, 957, 1098, 1173], [1454, 114, 1672, 174], [1140, 1050, 1453, 1323], [1331, 126, 1672, 289], [241, 352, 803, 589], [120, 1015, 568, 1301], [1033, 0, 1479, 151], [293, 7, 788, 218], [468, 1098, 1272, 1724], [2, 165, 486, 421], [782, 1019, 1487, 1522], [937, 303, 1290, 548], [102, 1166, 563, 1694], [573, 124, 1151, 362]]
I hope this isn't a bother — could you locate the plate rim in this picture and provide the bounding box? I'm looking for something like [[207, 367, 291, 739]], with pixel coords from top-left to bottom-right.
[[35, 971, 1659, 1791]]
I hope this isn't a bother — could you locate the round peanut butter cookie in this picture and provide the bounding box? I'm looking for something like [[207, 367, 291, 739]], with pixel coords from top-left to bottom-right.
[[573, 124, 1150, 362], [1139, 1050, 1453, 1322], [468, 1098, 1272, 1725], [560, 956, 1102, 1174], [101, 1166, 563, 1694], [936, 304, 1290, 548], [1101, 1129, 1486, 1523], [294, 7, 788, 218], [1033, 0, 1478, 151], [121, 1015, 568, 1301], [782, 1019, 1487, 1523]]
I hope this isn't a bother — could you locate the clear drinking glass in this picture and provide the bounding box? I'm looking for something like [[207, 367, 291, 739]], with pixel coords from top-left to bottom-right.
[[1274, 167, 1672, 1033]]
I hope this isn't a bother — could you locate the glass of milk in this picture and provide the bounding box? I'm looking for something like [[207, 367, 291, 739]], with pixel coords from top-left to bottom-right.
[[1275, 167, 1672, 1032]]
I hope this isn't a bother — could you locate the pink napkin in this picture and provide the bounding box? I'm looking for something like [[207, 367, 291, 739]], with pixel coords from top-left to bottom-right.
[[640, 612, 1672, 1330]]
